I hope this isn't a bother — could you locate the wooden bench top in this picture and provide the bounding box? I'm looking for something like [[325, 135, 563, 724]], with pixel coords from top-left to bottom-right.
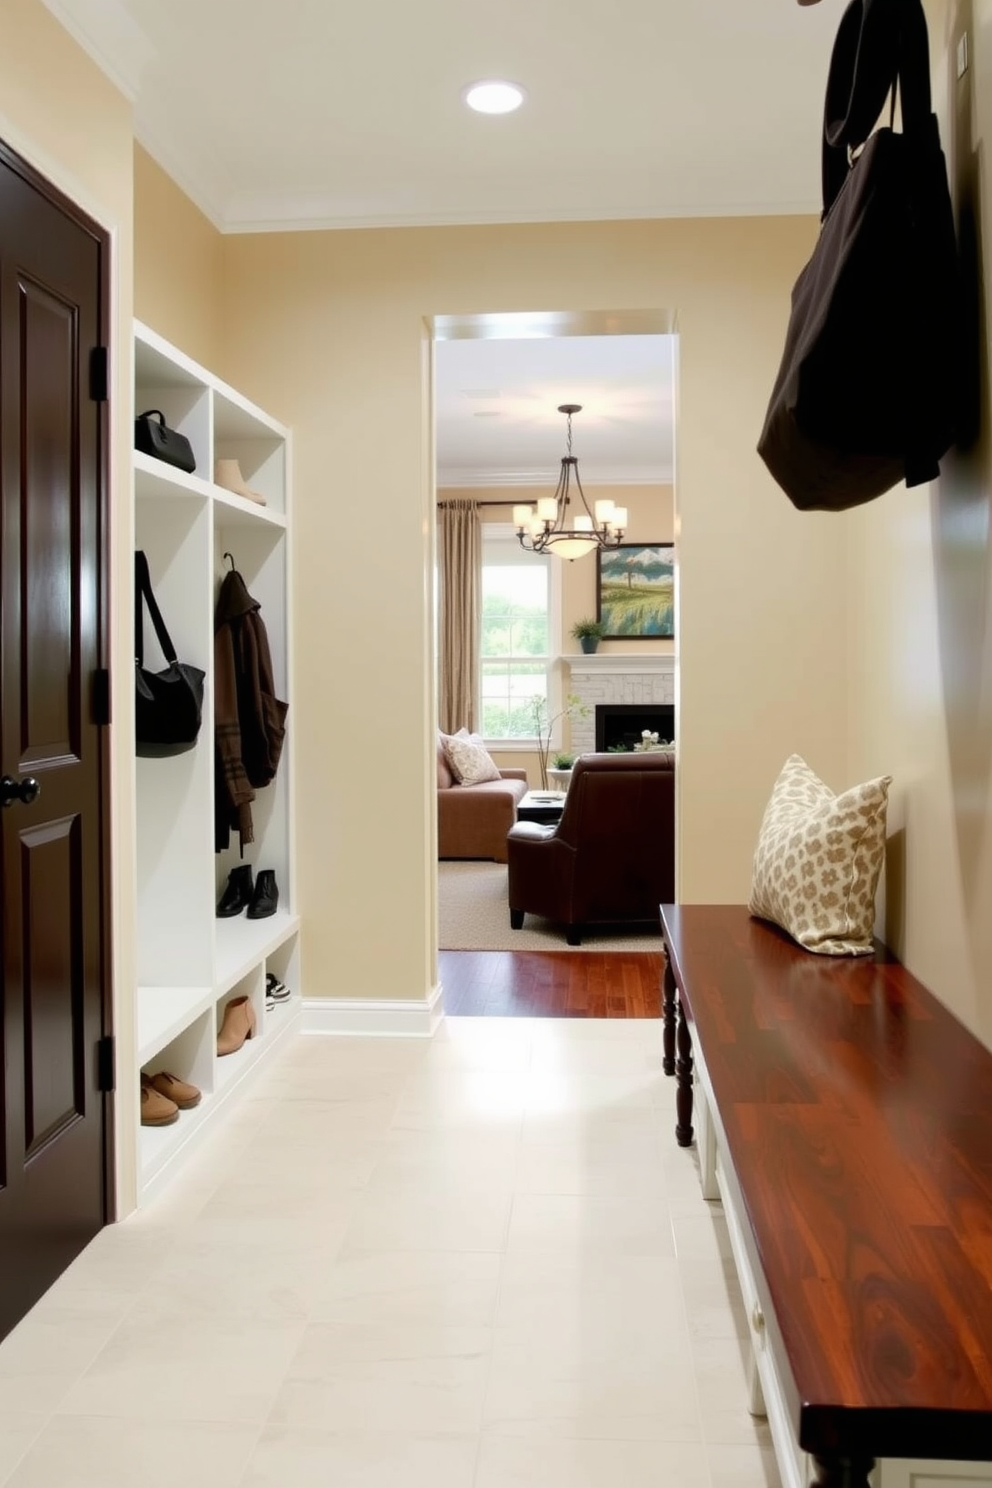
[[660, 904, 992, 1465]]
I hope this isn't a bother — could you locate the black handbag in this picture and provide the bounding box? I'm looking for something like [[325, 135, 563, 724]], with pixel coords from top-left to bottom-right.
[[134, 409, 196, 474], [757, 0, 959, 512], [135, 550, 205, 757]]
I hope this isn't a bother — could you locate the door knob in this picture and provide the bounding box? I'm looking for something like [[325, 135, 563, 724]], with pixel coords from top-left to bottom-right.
[[1, 775, 41, 808]]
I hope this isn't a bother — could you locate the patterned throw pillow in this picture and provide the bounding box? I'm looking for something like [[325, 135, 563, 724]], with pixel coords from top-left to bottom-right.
[[748, 754, 892, 956], [443, 733, 502, 786]]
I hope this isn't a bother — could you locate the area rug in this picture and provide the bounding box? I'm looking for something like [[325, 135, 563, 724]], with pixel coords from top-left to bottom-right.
[[438, 861, 663, 952]]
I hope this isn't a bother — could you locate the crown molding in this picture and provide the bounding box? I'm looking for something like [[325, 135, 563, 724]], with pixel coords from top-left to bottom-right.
[[438, 465, 672, 489], [134, 114, 231, 233], [41, 0, 154, 102], [217, 193, 819, 236], [562, 652, 675, 675]]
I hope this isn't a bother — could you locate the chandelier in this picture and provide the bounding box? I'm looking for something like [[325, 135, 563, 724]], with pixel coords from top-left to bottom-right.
[[513, 404, 627, 560]]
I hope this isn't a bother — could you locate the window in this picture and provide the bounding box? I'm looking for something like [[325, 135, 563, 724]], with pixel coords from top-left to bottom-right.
[[480, 528, 556, 742]]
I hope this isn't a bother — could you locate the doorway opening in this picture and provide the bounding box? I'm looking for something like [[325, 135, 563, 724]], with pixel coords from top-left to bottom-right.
[[433, 310, 678, 1015]]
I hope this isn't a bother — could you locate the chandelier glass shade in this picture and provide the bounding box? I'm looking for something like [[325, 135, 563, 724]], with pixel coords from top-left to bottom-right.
[[513, 404, 627, 560]]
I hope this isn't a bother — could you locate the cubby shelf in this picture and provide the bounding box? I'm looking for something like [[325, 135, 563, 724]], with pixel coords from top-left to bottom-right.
[[211, 485, 287, 529], [133, 319, 297, 1204], [139, 999, 302, 1201], [133, 450, 213, 503], [215, 910, 301, 994], [137, 985, 215, 1067]]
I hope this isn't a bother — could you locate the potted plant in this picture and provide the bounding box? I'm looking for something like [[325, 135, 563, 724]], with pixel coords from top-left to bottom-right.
[[531, 695, 589, 791], [549, 751, 575, 793], [571, 617, 606, 655]]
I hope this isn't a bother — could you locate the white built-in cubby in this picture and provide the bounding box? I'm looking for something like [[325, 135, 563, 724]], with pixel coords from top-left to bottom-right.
[[133, 320, 299, 1202]]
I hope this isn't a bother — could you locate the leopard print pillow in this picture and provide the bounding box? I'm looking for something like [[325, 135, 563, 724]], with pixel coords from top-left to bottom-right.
[[748, 754, 892, 956]]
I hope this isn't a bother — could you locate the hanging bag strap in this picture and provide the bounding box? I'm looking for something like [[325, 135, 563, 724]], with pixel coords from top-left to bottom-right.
[[820, 0, 932, 216], [134, 549, 179, 667]]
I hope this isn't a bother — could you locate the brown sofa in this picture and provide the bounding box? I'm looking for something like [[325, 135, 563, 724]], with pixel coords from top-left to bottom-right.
[[437, 736, 528, 863], [507, 750, 675, 943]]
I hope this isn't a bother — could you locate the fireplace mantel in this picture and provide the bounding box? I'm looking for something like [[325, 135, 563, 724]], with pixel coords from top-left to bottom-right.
[[563, 653, 676, 755], [562, 652, 675, 677]]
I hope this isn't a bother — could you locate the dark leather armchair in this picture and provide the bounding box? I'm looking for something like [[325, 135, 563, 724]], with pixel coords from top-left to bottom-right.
[[507, 751, 675, 945]]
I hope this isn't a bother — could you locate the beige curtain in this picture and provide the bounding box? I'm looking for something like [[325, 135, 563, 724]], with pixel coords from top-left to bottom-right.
[[437, 500, 481, 735]]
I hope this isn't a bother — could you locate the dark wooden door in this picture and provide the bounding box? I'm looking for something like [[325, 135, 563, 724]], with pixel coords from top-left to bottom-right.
[[0, 143, 111, 1340]]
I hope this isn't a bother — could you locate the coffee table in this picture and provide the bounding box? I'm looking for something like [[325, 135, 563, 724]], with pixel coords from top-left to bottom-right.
[[517, 790, 565, 825]]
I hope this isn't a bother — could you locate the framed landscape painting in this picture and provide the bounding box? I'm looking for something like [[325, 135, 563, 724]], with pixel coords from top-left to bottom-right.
[[597, 543, 674, 639]]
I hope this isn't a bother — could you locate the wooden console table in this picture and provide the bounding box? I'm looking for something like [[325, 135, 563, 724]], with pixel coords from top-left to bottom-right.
[[660, 904, 992, 1488]]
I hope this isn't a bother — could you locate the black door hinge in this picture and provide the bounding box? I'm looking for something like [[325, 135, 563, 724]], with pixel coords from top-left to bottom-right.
[[92, 668, 111, 726], [96, 1035, 115, 1093], [89, 346, 108, 403]]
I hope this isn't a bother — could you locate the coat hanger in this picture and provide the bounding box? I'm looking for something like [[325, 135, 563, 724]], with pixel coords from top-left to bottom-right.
[[223, 552, 237, 573]]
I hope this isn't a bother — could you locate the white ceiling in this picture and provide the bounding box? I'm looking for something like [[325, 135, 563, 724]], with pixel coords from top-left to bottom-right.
[[435, 333, 675, 488], [44, 0, 840, 233]]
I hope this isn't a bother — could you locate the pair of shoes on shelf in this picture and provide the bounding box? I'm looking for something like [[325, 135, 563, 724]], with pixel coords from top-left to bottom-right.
[[216, 866, 279, 920], [217, 994, 256, 1056], [214, 458, 266, 506], [140, 1070, 201, 1126], [266, 972, 291, 1010]]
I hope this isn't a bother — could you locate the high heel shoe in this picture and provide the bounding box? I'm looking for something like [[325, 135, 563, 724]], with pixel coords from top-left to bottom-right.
[[217, 995, 257, 1056], [217, 864, 253, 918], [214, 458, 266, 506]]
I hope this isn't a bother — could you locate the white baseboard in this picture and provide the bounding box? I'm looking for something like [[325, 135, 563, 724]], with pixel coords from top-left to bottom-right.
[[302, 983, 444, 1038]]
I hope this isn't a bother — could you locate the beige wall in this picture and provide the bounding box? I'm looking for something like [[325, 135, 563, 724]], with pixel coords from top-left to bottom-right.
[[217, 215, 837, 1007], [0, 0, 138, 1206], [133, 145, 224, 370], [848, 0, 992, 1048]]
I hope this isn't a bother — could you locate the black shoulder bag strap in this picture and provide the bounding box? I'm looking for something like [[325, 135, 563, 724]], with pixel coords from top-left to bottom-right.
[[820, 0, 931, 217], [135, 549, 179, 667]]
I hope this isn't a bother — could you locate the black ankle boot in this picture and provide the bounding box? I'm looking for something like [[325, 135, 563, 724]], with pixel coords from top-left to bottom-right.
[[247, 868, 279, 920], [217, 864, 254, 918]]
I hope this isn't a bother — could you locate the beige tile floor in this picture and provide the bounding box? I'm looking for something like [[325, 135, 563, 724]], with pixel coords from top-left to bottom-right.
[[0, 1018, 782, 1488]]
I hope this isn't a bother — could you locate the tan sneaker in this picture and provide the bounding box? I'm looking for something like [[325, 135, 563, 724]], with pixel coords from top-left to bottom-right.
[[148, 1070, 201, 1110], [140, 1083, 178, 1126]]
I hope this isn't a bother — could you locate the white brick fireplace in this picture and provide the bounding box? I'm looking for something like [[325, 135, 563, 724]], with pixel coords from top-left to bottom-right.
[[564, 653, 676, 755]]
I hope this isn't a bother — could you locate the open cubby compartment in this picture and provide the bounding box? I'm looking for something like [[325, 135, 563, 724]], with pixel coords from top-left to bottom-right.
[[134, 497, 214, 988], [213, 382, 287, 515], [214, 907, 301, 998], [215, 965, 267, 1092], [212, 519, 292, 915], [141, 1004, 215, 1100], [134, 326, 212, 480], [138, 1005, 215, 1191], [265, 928, 301, 1014]]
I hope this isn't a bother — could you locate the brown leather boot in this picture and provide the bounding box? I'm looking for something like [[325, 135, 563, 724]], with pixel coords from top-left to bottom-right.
[[217, 995, 257, 1056], [140, 1082, 179, 1126], [148, 1070, 201, 1109]]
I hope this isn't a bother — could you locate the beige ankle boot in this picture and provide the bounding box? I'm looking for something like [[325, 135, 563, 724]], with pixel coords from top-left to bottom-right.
[[217, 994, 257, 1056], [214, 458, 266, 506]]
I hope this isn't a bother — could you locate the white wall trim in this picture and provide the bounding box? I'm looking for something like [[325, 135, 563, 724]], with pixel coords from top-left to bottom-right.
[[563, 652, 676, 676], [302, 983, 444, 1038], [438, 464, 672, 489], [219, 195, 820, 236]]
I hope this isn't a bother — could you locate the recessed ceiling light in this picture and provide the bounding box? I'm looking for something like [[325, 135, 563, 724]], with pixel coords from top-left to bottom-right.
[[463, 80, 525, 115]]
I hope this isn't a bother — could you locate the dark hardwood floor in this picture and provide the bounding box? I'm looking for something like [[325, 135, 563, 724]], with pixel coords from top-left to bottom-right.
[[439, 950, 663, 1018]]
